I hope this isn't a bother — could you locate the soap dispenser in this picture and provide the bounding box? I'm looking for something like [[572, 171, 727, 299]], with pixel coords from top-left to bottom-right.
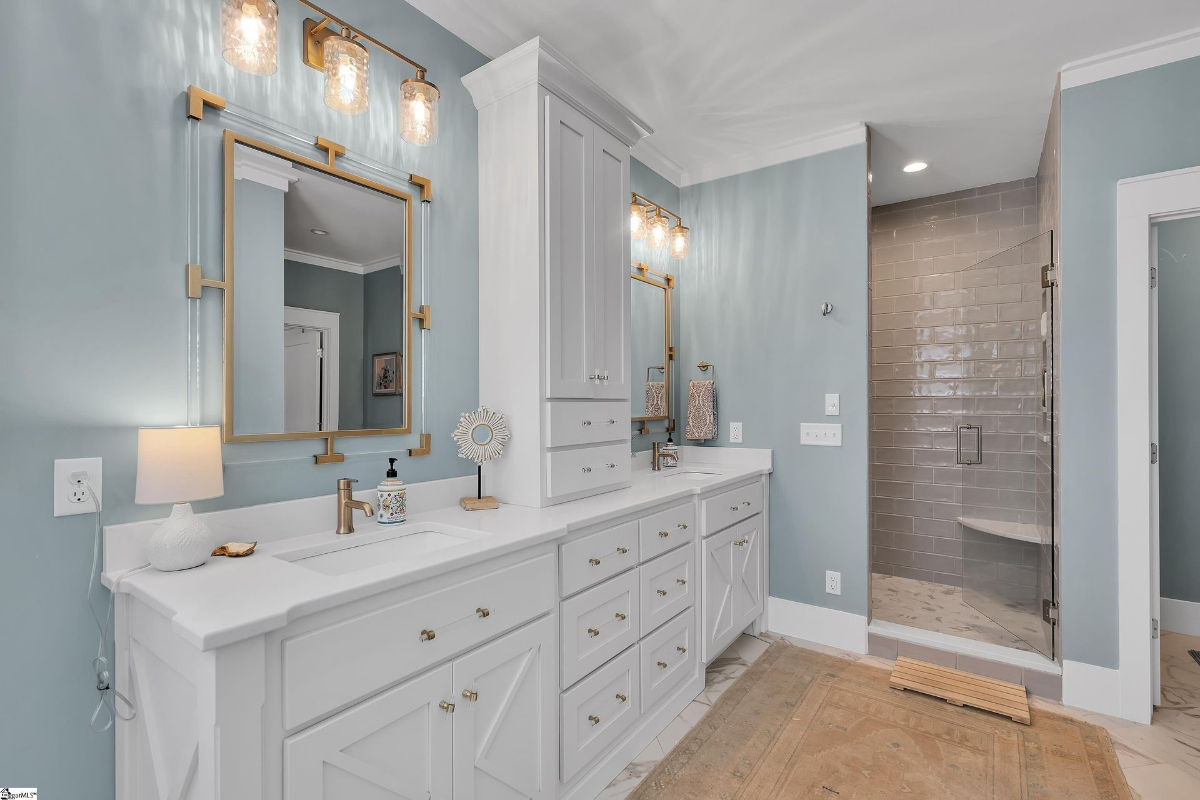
[[661, 431, 679, 468], [376, 458, 407, 524]]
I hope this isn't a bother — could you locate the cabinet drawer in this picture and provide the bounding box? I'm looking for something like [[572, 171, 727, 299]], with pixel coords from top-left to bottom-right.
[[560, 521, 639, 597], [560, 570, 639, 687], [560, 646, 640, 783], [639, 544, 695, 637], [640, 608, 696, 713], [546, 443, 631, 499], [281, 554, 554, 730], [702, 481, 763, 535], [639, 502, 695, 561], [546, 401, 631, 447]]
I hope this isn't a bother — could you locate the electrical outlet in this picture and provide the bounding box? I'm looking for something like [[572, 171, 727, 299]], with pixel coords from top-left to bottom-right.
[[826, 570, 841, 595], [54, 457, 102, 517], [825, 393, 840, 416], [800, 423, 842, 446], [729, 422, 743, 443]]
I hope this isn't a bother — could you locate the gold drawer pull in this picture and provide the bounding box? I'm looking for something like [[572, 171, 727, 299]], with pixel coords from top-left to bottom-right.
[[730, 505, 739, 512], [734, 539, 748, 547], [420, 629, 436, 641], [615, 693, 627, 703], [742, 500, 752, 507], [657, 589, 668, 596], [677, 646, 687, 654], [589, 557, 601, 566], [615, 612, 627, 621], [588, 714, 601, 725], [462, 689, 478, 701], [476, 607, 490, 618], [657, 661, 668, 669], [439, 700, 455, 713], [588, 628, 600, 638], [658, 531, 669, 538], [677, 578, 687, 585], [678, 522, 689, 530], [617, 546, 629, 554]]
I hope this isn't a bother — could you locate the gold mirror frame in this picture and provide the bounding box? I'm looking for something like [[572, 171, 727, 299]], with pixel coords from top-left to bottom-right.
[[220, 129, 416, 448], [632, 261, 674, 424]]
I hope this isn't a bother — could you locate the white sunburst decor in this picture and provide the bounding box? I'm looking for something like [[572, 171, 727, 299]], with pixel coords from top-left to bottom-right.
[[453, 407, 509, 510]]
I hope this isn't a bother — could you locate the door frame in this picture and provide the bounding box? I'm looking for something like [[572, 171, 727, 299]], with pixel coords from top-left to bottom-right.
[[284, 306, 340, 431], [1115, 165, 1200, 724]]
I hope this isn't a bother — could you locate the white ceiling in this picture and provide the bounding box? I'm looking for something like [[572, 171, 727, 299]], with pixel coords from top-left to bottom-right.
[[284, 163, 405, 272], [408, 0, 1200, 205]]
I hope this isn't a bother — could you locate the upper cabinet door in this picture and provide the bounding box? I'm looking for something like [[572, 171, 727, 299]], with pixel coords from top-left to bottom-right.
[[452, 617, 556, 800], [591, 126, 632, 400], [545, 93, 596, 399]]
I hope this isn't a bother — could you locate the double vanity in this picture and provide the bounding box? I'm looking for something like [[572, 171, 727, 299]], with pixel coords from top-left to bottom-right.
[[104, 452, 771, 799]]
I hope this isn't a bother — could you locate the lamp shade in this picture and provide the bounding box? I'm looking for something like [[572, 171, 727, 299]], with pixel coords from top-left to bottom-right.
[[136, 426, 225, 504]]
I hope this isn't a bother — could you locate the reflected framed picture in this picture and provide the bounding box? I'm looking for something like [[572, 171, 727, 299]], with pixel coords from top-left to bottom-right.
[[372, 352, 400, 395]]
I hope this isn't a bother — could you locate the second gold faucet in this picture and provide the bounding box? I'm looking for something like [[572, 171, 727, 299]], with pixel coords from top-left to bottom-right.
[[336, 477, 375, 534]]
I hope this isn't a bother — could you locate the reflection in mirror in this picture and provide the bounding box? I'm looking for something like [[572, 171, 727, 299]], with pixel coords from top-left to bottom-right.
[[631, 263, 672, 421], [230, 140, 409, 437]]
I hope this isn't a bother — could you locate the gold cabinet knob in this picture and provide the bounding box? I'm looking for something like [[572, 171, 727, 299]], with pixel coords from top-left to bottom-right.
[[476, 607, 490, 618], [677, 578, 687, 585], [616, 546, 629, 555], [420, 629, 436, 641], [730, 506, 739, 512], [677, 646, 687, 654], [588, 714, 601, 725], [615, 612, 627, 621], [581, 420, 592, 426], [657, 589, 668, 596], [657, 661, 668, 669], [658, 531, 669, 538], [678, 522, 688, 530], [462, 689, 478, 701], [734, 539, 748, 547], [588, 628, 600, 637], [439, 700, 455, 713], [742, 500, 752, 507], [615, 693, 627, 703], [589, 557, 601, 566]]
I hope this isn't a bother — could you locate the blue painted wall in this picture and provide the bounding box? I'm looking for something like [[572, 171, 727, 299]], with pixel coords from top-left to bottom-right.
[[1060, 55, 1200, 668], [0, 0, 486, 793], [1155, 216, 1200, 605], [680, 144, 871, 615]]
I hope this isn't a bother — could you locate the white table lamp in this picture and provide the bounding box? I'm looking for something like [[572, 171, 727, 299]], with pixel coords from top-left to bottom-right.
[[136, 426, 225, 571]]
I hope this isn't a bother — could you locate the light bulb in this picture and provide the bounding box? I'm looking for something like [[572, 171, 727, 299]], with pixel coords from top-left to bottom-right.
[[631, 202, 646, 240], [400, 77, 440, 146], [221, 0, 278, 75], [323, 31, 369, 115], [670, 224, 689, 259], [647, 212, 669, 250]]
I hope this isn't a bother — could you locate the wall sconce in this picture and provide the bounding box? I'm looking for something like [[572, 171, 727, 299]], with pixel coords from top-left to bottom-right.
[[221, 0, 279, 75], [321, 28, 370, 114], [632, 193, 690, 259]]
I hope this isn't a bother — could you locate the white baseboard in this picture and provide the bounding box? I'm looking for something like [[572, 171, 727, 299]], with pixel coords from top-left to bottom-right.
[[767, 596, 868, 654], [1162, 597, 1200, 637], [1062, 660, 1123, 718]]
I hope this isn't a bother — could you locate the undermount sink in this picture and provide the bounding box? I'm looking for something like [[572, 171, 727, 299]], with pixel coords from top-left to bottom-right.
[[660, 470, 721, 481], [275, 524, 489, 576]]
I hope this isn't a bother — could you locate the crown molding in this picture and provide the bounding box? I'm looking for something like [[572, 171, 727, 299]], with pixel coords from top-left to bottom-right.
[[284, 248, 401, 276], [679, 123, 867, 187], [462, 37, 653, 147], [233, 145, 300, 191], [1061, 25, 1200, 90], [631, 140, 684, 188]]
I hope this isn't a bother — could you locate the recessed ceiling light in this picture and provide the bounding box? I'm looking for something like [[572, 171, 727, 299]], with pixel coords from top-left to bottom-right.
[[903, 162, 928, 173], [310, 228, 329, 235]]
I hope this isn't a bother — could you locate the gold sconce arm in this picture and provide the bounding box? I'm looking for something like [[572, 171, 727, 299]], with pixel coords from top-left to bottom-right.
[[631, 191, 683, 227], [296, 0, 429, 77]]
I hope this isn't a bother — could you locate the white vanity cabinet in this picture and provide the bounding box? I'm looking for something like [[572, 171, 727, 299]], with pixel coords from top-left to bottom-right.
[[465, 38, 651, 508], [701, 482, 766, 663]]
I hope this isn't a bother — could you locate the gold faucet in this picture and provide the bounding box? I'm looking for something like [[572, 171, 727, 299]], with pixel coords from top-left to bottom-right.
[[651, 441, 678, 471], [336, 478, 375, 535]]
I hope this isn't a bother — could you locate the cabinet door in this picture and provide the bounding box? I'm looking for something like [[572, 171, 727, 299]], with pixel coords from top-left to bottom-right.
[[591, 125, 631, 400], [452, 616, 556, 800], [283, 664, 453, 800], [702, 526, 736, 662], [732, 516, 763, 631], [545, 93, 596, 399]]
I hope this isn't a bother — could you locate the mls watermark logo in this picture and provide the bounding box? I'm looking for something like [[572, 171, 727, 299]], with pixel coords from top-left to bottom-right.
[[0, 790, 38, 799]]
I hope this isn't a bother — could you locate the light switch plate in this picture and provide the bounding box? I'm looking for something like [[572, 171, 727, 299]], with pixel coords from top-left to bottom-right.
[[54, 457, 102, 517], [729, 422, 743, 443], [800, 423, 842, 447], [825, 393, 840, 416]]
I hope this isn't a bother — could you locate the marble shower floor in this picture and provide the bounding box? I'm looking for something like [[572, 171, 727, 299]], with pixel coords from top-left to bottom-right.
[[602, 630, 1200, 800], [871, 572, 1044, 655]]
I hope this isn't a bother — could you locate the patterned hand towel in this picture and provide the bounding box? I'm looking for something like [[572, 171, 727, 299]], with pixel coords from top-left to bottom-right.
[[645, 381, 667, 417], [686, 380, 717, 441]]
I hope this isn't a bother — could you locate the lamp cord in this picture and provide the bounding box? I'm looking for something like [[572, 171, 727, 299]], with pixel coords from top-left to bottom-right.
[[84, 479, 145, 733]]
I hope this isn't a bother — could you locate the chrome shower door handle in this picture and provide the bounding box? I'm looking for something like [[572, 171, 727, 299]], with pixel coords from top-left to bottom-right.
[[956, 424, 983, 465]]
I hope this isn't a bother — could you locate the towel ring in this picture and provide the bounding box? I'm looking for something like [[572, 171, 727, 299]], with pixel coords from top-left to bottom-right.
[[697, 361, 716, 382], [646, 364, 665, 383]]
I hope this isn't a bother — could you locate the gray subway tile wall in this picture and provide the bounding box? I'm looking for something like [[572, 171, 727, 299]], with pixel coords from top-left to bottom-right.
[[870, 179, 1051, 588]]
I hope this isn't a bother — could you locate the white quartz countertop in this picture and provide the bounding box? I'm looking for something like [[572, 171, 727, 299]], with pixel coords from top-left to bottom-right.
[[103, 459, 769, 652]]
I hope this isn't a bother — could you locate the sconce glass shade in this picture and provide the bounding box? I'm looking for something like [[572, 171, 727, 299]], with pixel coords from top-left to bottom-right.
[[323, 32, 370, 115], [630, 202, 646, 240], [400, 77, 440, 146], [670, 224, 690, 259], [647, 211, 669, 250], [221, 0, 278, 75]]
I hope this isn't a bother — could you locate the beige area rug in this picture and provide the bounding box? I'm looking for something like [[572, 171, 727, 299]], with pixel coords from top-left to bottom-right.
[[630, 641, 1131, 799]]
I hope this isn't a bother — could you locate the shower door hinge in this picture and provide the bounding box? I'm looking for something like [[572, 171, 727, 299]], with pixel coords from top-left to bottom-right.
[[1151, 442, 1159, 464], [1152, 617, 1160, 639], [1042, 599, 1059, 626], [1041, 263, 1058, 288], [1150, 266, 1158, 288]]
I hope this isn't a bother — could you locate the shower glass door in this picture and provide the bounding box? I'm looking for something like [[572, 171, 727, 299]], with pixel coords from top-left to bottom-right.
[[954, 231, 1055, 659]]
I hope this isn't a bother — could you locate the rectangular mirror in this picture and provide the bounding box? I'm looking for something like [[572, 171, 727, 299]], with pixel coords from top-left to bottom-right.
[[631, 262, 673, 422], [223, 130, 414, 441]]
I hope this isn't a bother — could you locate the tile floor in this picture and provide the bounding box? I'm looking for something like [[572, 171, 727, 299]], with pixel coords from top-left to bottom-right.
[[601, 630, 1200, 800]]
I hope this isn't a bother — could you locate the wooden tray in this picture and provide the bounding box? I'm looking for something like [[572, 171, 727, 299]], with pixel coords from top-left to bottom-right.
[[890, 656, 1030, 725]]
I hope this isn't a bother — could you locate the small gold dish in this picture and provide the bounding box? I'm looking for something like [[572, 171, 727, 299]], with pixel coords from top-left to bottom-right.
[[212, 541, 258, 557]]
